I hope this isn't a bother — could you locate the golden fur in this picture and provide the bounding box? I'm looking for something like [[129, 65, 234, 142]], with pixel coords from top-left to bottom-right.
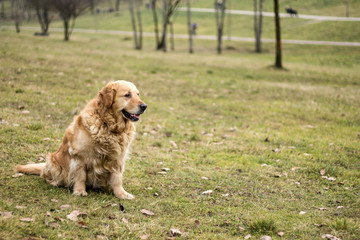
[[15, 80, 147, 199]]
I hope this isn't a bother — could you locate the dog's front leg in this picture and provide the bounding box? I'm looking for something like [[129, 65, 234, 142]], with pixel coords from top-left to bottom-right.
[[110, 171, 134, 199], [71, 161, 88, 196]]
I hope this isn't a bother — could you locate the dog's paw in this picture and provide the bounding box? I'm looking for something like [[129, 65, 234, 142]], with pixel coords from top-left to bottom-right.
[[115, 191, 135, 200], [73, 190, 88, 197]]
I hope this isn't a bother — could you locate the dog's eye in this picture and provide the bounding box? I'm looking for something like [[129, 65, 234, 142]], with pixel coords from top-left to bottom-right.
[[124, 93, 131, 98]]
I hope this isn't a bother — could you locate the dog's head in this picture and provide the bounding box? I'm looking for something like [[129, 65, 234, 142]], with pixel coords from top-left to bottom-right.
[[98, 80, 147, 122]]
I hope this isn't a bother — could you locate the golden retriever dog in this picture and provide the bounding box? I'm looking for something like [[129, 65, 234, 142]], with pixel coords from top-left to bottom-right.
[[15, 80, 147, 199]]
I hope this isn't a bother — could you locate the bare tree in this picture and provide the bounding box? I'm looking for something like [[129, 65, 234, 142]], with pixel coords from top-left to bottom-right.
[[186, 0, 193, 53], [26, 0, 52, 35], [214, 0, 226, 54], [116, 0, 121, 11], [52, 0, 94, 41], [157, 0, 181, 52], [11, 0, 25, 33], [254, 0, 264, 53], [128, 0, 142, 49], [273, 0, 282, 68], [1, 0, 6, 19], [151, 0, 160, 46]]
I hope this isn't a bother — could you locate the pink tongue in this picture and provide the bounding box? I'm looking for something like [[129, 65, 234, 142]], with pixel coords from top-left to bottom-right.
[[131, 114, 140, 119]]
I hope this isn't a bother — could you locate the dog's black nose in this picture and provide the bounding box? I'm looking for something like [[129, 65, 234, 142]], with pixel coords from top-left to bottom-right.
[[139, 103, 147, 111]]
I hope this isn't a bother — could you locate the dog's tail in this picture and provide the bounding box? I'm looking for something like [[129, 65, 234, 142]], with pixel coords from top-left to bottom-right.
[[15, 163, 45, 175]]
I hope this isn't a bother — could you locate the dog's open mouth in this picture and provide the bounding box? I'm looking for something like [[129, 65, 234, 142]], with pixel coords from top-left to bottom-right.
[[122, 110, 141, 122]]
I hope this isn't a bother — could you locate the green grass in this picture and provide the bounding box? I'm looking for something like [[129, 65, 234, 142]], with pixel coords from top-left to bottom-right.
[[0, 29, 360, 239]]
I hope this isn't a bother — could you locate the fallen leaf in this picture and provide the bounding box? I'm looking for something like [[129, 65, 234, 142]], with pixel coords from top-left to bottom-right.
[[22, 110, 30, 114], [170, 228, 182, 237], [140, 209, 155, 216], [54, 217, 65, 222], [201, 177, 209, 180], [244, 234, 251, 239], [1, 211, 13, 219], [316, 207, 327, 211], [16, 206, 25, 210], [169, 140, 178, 148], [320, 169, 326, 176], [299, 211, 306, 215], [260, 236, 272, 240], [121, 217, 129, 223], [46, 211, 51, 217], [291, 167, 300, 171], [12, 173, 24, 178], [195, 220, 200, 226], [272, 148, 281, 153], [327, 177, 336, 181], [43, 138, 51, 141], [20, 217, 34, 222], [77, 221, 89, 229], [59, 204, 71, 210], [306, 125, 315, 128], [201, 190, 213, 195], [140, 234, 150, 240], [277, 232, 284, 237], [337, 206, 344, 209], [50, 199, 59, 203], [162, 168, 171, 171], [274, 174, 282, 178], [66, 210, 85, 221], [157, 171, 167, 175], [221, 193, 229, 197], [321, 234, 341, 240], [96, 235, 108, 240]]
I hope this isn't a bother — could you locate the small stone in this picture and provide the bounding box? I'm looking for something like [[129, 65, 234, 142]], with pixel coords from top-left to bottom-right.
[[201, 190, 213, 195], [170, 228, 182, 237], [260, 236, 272, 240]]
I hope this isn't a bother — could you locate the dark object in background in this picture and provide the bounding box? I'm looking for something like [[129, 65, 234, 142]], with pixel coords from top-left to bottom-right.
[[285, 7, 298, 17]]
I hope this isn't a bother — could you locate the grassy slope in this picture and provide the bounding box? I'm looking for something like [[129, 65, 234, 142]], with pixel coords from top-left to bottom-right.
[[1, 0, 360, 43], [0, 29, 359, 239]]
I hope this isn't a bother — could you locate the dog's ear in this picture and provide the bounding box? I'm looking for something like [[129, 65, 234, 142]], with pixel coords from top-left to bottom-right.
[[98, 84, 116, 109]]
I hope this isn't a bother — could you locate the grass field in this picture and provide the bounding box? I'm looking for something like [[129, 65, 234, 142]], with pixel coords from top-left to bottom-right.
[[0, 24, 360, 240], [1, 0, 360, 44]]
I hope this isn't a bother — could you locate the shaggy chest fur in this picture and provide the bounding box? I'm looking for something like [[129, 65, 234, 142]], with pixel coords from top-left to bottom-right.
[[75, 114, 136, 188]]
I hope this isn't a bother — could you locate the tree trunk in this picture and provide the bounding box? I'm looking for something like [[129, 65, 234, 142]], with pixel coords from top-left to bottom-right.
[[186, 0, 193, 53], [15, 21, 20, 33], [254, 0, 258, 52], [214, 0, 226, 54], [64, 19, 69, 41], [1, 0, 5, 19], [254, 0, 263, 53], [89, 0, 94, 14], [116, 0, 121, 11], [135, 0, 142, 49], [258, 0, 263, 51], [35, 6, 45, 33], [169, 21, 174, 51], [227, 0, 231, 40], [273, 0, 282, 68], [43, 7, 50, 34], [158, 0, 168, 52], [151, 0, 160, 47], [128, 0, 139, 49]]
